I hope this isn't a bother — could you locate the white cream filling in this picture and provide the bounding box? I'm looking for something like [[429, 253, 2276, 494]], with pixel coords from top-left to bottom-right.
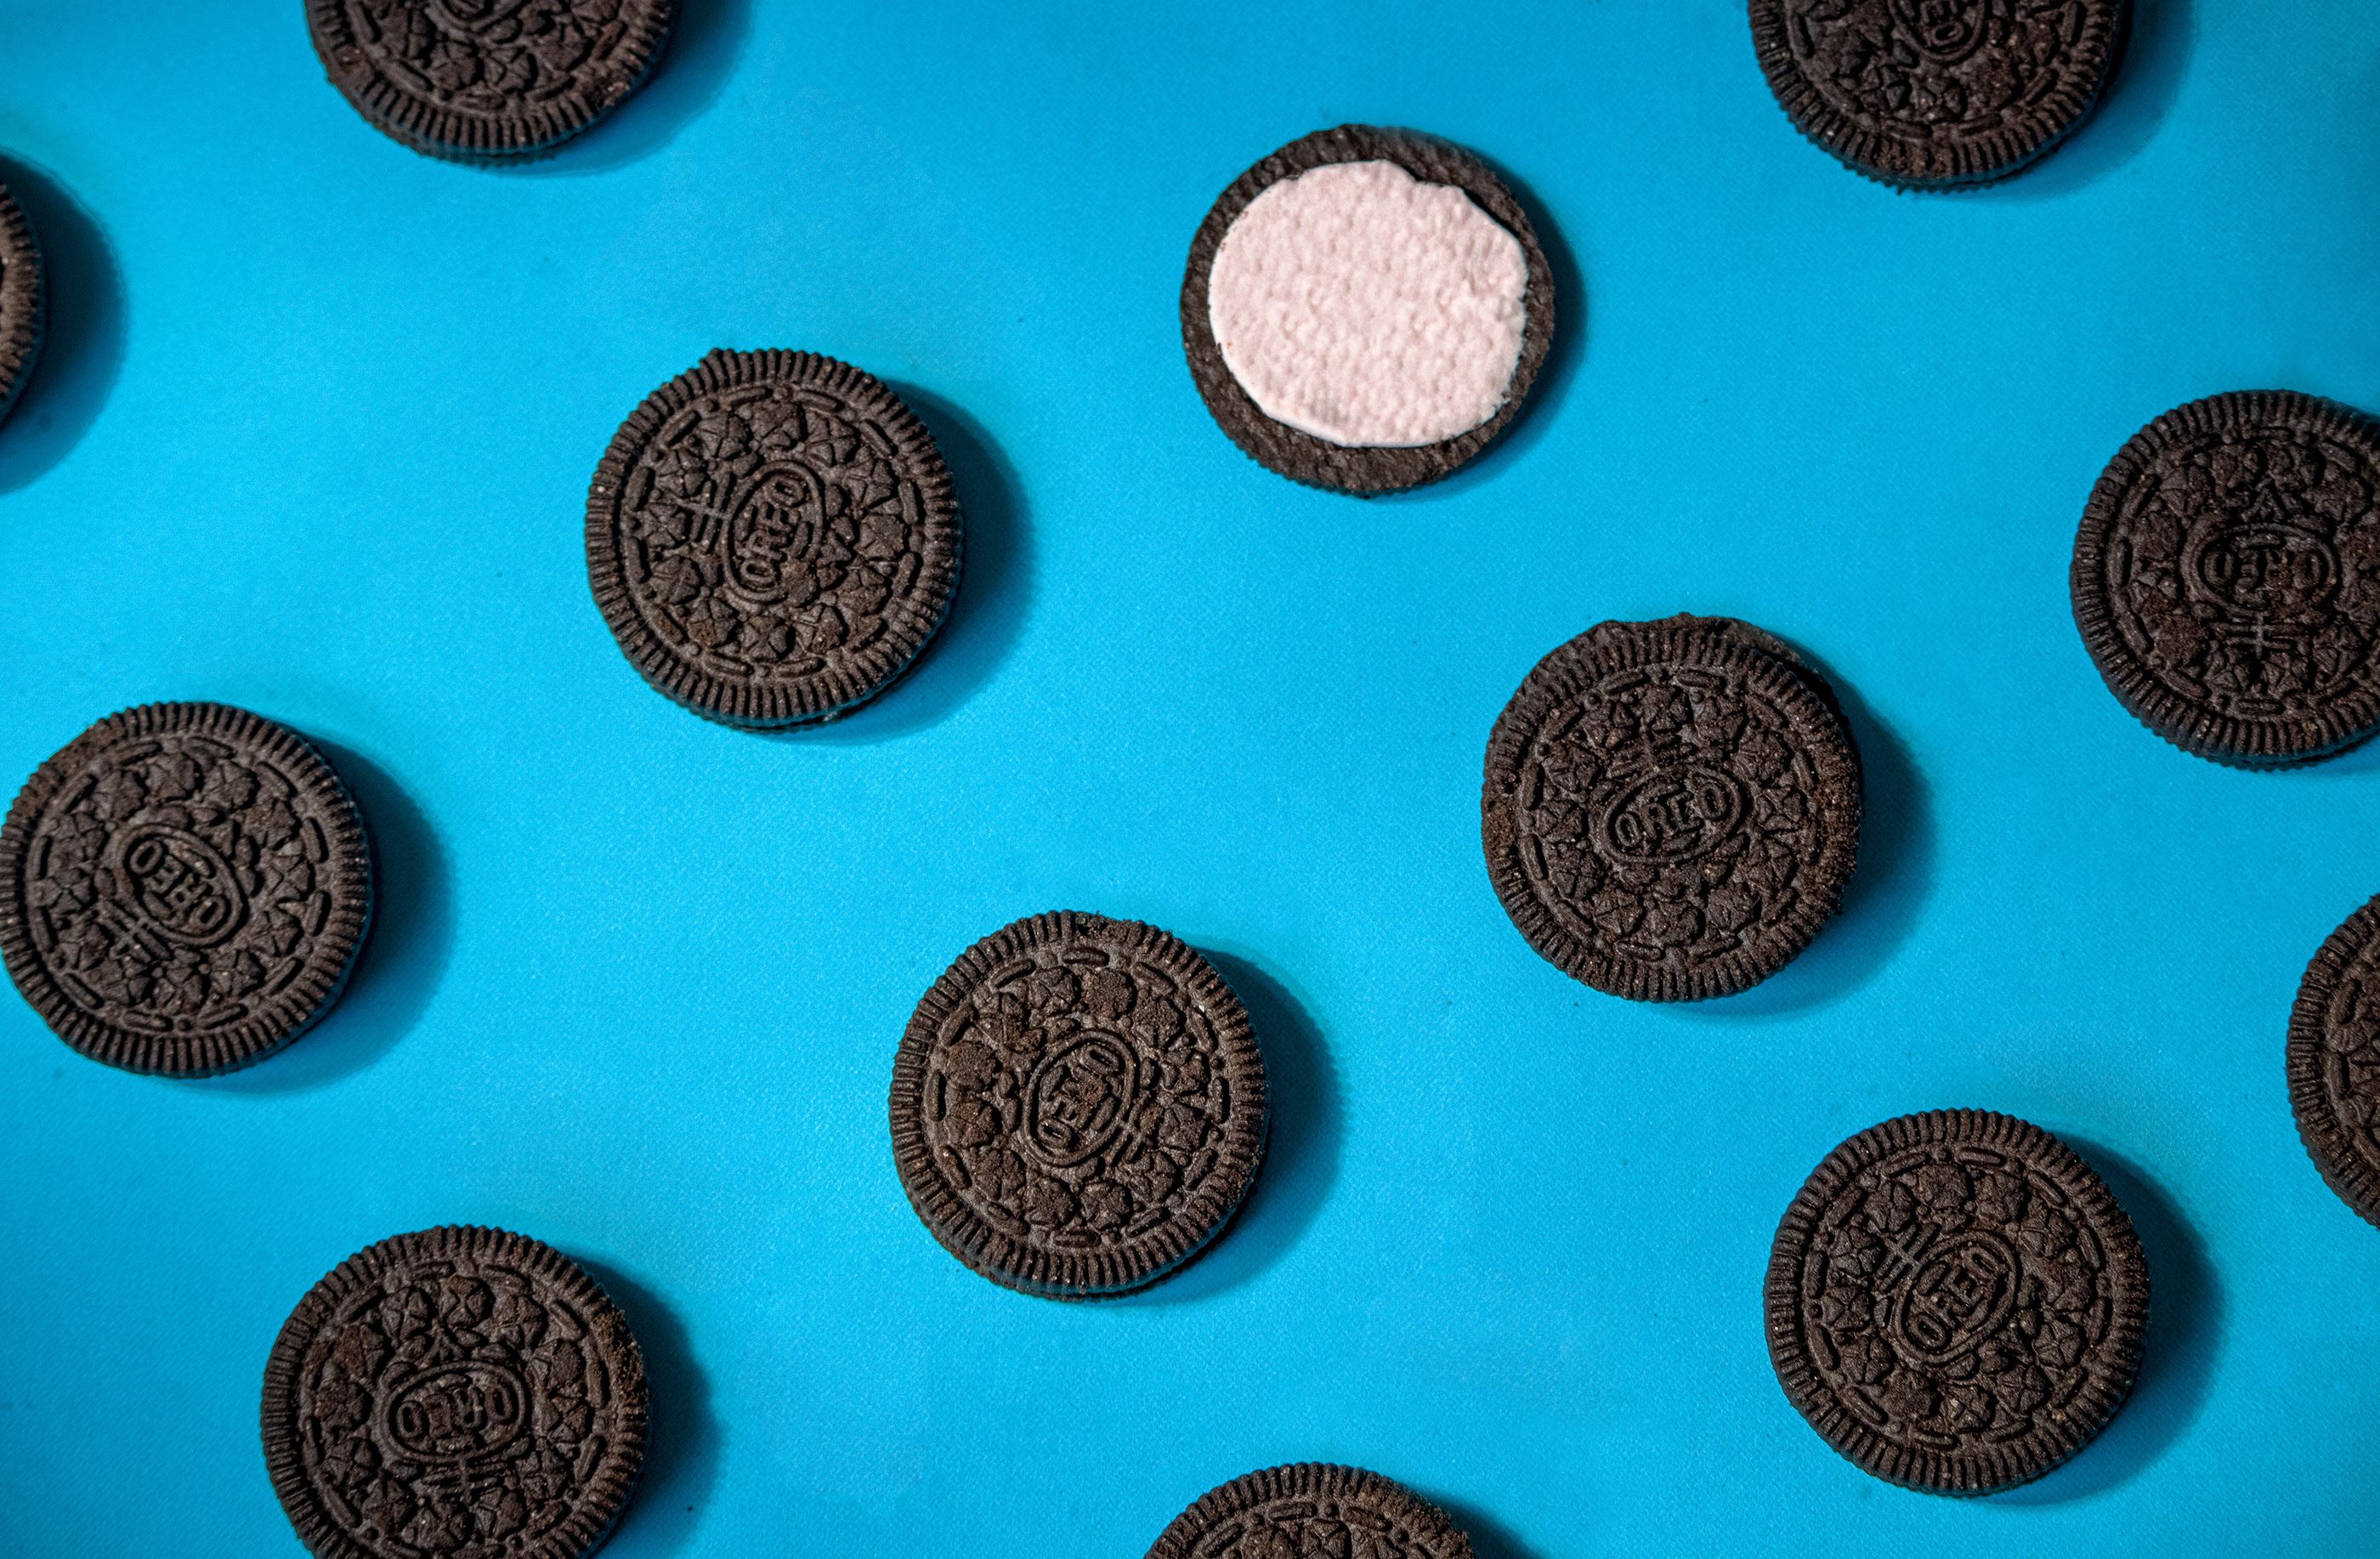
[[1207, 158, 1529, 449]]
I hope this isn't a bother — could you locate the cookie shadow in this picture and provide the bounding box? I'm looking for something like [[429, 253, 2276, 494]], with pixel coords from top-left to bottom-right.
[[1407, 157, 1586, 502], [1681, 666, 1935, 1021], [798, 385, 1031, 745], [1125, 949, 1342, 1305], [0, 156, 125, 496], [201, 740, 451, 1095], [1984, 0, 2195, 201], [502, 0, 752, 177], [1436, 1497, 1554, 1559], [1989, 1139, 2220, 1505], [577, 1259, 721, 1550]]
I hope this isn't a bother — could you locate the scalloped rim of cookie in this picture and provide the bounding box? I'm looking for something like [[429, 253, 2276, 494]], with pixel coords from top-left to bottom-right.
[[2070, 389, 2380, 768], [0, 702, 375, 1077], [261, 1224, 649, 1559], [1480, 618, 1863, 1002], [888, 910, 1270, 1299], [585, 348, 964, 729], [1748, 0, 2129, 190], [1144, 1463, 1474, 1559], [304, 0, 679, 164], [0, 181, 45, 426], [2286, 894, 2380, 1228], [1179, 124, 1558, 496], [1765, 1108, 2150, 1495]]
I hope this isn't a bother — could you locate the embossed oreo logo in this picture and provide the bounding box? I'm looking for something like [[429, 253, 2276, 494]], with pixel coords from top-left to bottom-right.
[[1888, 0, 1990, 63], [1023, 1032, 1137, 1167], [1885, 1230, 2020, 1368], [2184, 514, 2339, 619], [382, 1362, 532, 1464], [1594, 764, 1747, 865], [723, 466, 825, 601], [112, 826, 246, 946]]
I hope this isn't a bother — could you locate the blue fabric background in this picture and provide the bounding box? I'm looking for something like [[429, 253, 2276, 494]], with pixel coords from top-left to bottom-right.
[[2, 1, 2376, 1553]]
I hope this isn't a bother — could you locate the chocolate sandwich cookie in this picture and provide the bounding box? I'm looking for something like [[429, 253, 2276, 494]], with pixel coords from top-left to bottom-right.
[[306, 0, 677, 163], [2073, 391, 2380, 766], [263, 1226, 648, 1559], [586, 349, 963, 728], [1182, 125, 1556, 495], [1767, 1110, 2148, 1494], [1750, 0, 2128, 188], [1482, 615, 1862, 1001], [2287, 895, 2380, 1227], [1147, 1464, 1473, 1559], [0, 703, 372, 1075], [0, 181, 42, 428], [890, 911, 1266, 1298]]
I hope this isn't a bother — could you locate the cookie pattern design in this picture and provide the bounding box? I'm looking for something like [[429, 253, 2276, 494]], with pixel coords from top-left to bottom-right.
[[1767, 1112, 2148, 1493], [892, 913, 1266, 1297], [1147, 1465, 1472, 1559], [264, 1227, 648, 1559], [2288, 898, 2380, 1227]]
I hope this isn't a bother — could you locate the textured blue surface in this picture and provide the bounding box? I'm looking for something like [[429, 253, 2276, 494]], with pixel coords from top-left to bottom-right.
[[2, 2, 2378, 1554]]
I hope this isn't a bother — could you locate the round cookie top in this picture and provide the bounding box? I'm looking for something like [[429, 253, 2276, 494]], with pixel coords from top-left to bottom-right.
[[1146, 1464, 1472, 1559], [2287, 895, 2380, 1227], [1749, 0, 2128, 188], [0, 703, 372, 1076], [1481, 617, 1862, 1001], [306, 0, 677, 162], [0, 182, 42, 426], [2072, 391, 2380, 766], [890, 911, 1267, 1298], [1765, 1110, 2148, 1494], [586, 349, 963, 729], [263, 1226, 648, 1559], [1182, 125, 1556, 494]]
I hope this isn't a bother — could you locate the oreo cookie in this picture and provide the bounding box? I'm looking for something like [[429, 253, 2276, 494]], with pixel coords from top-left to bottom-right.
[[0, 703, 373, 1076], [1749, 0, 2128, 188], [1147, 1465, 1472, 1559], [0, 180, 42, 427], [2073, 390, 2380, 766], [889, 911, 1267, 1298], [2287, 894, 2380, 1227], [1482, 615, 1862, 1001], [1182, 125, 1556, 495], [306, 0, 677, 163], [1766, 1110, 2149, 1494], [586, 349, 963, 728], [263, 1226, 647, 1559]]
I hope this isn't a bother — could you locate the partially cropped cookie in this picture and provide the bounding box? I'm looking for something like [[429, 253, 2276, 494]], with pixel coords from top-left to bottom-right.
[[0, 703, 372, 1075], [586, 349, 963, 728], [1482, 615, 1861, 1001], [2073, 390, 2380, 766], [1146, 1464, 1472, 1559], [1749, 0, 2127, 188], [263, 1226, 647, 1559], [1766, 1110, 2148, 1494], [0, 180, 43, 427], [1182, 125, 1556, 494], [890, 911, 1266, 1298], [307, 0, 677, 162], [2288, 895, 2380, 1227]]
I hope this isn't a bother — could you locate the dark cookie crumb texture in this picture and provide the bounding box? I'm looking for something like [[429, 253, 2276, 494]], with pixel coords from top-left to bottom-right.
[[2287, 896, 2380, 1227], [2072, 390, 2380, 767], [262, 1225, 648, 1559], [1749, 0, 2128, 189], [890, 911, 1268, 1299], [306, 0, 679, 163], [586, 349, 963, 729], [0, 181, 43, 427], [1147, 1463, 1473, 1559], [1181, 123, 1556, 496], [0, 702, 373, 1076], [1482, 616, 1862, 1001], [1766, 1110, 2149, 1494]]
